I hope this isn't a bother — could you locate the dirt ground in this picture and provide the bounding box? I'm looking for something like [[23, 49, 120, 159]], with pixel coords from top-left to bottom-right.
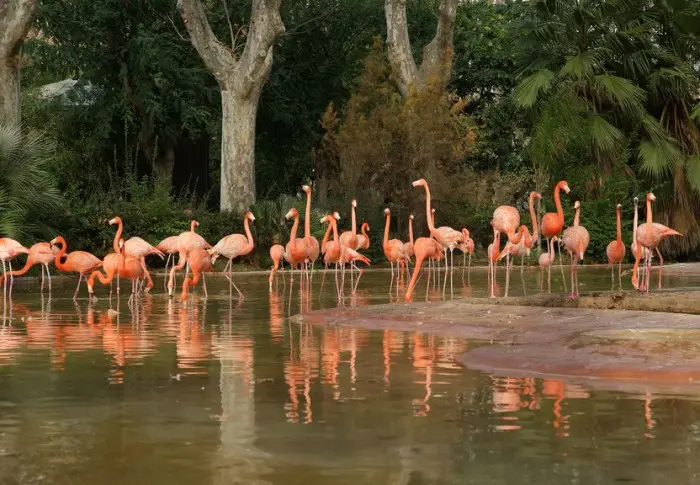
[[294, 293, 700, 392]]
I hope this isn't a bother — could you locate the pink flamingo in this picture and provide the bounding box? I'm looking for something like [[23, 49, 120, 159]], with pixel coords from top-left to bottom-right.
[[635, 192, 683, 293], [356, 222, 370, 251], [322, 214, 370, 297], [51, 236, 102, 300], [562, 201, 590, 299], [301, 185, 320, 276], [339, 199, 360, 249], [502, 191, 542, 273], [181, 248, 214, 301], [285, 208, 308, 282], [541, 180, 571, 292], [458, 229, 474, 268], [539, 235, 558, 292], [1, 242, 58, 294], [156, 235, 180, 291], [491, 201, 524, 298], [631, 197, 645, 289], [606, 203, 626, 290], [403, 214, 415, 264], [167, 220, 211, 297], [412, 179, 464, 298], [109, 216, 164, 293], [269, 244, 286, 292], [208, 211, 255, 298], [383, 208, 407, 289], [0, 238, 29, 297]]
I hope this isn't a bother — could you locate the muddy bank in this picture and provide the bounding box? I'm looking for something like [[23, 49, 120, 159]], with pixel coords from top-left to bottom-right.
[[293, 298, 700, 389]]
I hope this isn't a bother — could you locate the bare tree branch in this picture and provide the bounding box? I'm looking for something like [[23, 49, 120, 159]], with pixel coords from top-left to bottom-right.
[[233, 0, 285, 97], [221, 0, 236, 52], [178, 0, 236, 84]]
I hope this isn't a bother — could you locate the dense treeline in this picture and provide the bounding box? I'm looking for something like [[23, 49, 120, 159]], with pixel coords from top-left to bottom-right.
[[2, 0, 699, 267]]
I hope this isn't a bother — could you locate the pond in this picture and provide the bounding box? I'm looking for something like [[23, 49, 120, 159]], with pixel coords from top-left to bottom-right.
[[0, 265, 699, 484]]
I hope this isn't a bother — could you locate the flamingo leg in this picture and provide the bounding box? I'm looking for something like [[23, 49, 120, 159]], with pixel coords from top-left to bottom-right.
[[557, 241, 567, 294], [450, 248, 455, 299], [611, 264, 614, 290], [74, 273, 83, 300], [203, 273, 208, 298], [540, 266, 544, 291], [505, 251, 510, 298], [163, 254, 171, 291], [47, 264, 52, 293], [655, 247, 663, 289], [40, 264, 45, 293], [618, 261, 623, 290]]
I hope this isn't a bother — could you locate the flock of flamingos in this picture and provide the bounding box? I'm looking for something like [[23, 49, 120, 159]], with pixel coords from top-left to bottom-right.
[[0, 178, 683, 303]]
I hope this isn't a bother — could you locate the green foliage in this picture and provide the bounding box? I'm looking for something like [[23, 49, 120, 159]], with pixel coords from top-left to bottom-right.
[[0, 125, 63, 241]]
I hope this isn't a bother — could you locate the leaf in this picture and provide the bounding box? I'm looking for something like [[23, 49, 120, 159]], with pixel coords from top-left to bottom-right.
[[637, 138, 681, 177], [685, 155, 700, 194], [589, 115, 624, 153], [561, 51, 599, 79], [513, 69, 555, 108], [593, 74, 646, 114]]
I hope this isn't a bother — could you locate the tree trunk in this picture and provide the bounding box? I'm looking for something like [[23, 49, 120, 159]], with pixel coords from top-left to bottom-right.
[[220, 90, 258, 213], [0, 56, 19, 126], [153, 145, 175, 185]]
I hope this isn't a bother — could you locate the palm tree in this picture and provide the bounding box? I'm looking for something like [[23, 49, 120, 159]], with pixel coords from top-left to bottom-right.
[[512, 0, 700, 255], [0, 124, 62, 240]]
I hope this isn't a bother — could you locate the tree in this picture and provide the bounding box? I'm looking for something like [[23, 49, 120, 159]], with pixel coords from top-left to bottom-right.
[[179, 0, 284, 213], [0, 0, 37, 126], [384, 0, 458, 97]]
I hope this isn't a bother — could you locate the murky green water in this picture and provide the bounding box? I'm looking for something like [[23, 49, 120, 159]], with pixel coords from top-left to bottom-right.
[[0, 266, 699, 484]]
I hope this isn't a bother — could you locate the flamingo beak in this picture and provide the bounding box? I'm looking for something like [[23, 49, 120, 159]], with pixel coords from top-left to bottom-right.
[[319, 216, 327, 224], [352, 199, 357, 208], [411, 180, 422, 187], [285, 210, 294, 219], [250, 214, 256, 221], [108, 217, 118, 225], [563, 184, 571, 194], [650, 193, 656, 201], [50, 237, 58, 245]]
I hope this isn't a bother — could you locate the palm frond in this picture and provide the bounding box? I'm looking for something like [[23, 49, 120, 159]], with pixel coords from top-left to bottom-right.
[[593, 74, 646, 114], [589, 115, 625, 154], [685, 155, 700, 194], [637, 138, 682, 177], [513, 69, 555, 108]]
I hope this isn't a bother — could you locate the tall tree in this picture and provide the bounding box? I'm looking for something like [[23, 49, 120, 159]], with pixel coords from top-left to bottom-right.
[[179, 0, 284, 213], [0, 0, 37, 126], [384, 0, 458, 97]]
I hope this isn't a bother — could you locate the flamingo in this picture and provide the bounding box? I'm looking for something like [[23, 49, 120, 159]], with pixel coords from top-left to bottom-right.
[[302, 185, 320, 276], [167, 220, 212, 296], [404, 236, 442, 303], [208, 211, 255, 298], [322, 214, 370, 297], [541, 180, 571, 292], [87, 249, 122, 300], [382, 208, 407, 288], [457, 229, 473, 268], [156, 235, 180, 290], [403, 214, 415, 264], [50, 235, 102, 300], [0, 242, 58, 294], [539, 235, 558, 292], [631, 197, 645, 290], [635, 192, 683, 293], [501, 191, 542, 273], [339, 199, 360, 249], [356, 222, 370, 251], [181, 248, 214, 301], [0, 238, 29, 297], [118, 239, 146, 305], [605, 203, 626, 290], [285, 208, 308, 282], [562, 201, 590, 299], [109, 216, 165, 293], [412, 179, 464, 298], [269, 244, 286, 292], [491, 201, 524, 298]]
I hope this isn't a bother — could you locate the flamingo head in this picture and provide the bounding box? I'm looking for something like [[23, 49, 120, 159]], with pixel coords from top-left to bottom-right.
[[412, 178, 427, 188], [302, 185, 311, 193], [118, 238, 125, 249], [462, 228, 470, 240], [362, 222, 370, 231], [108, 216, 121, 226], [634, 196, 639, 204], [319, 215, 332, 224], [384, 208, 390, 215], [409, 214, 414, 220], [616, 203, 622, 209], [530, 191, 542, 200], [558, 180, 571, 193], [285, 208, 298, 220], [333, 211, 341, 220], [246, 211, 255, 222], [648, 192, 656, 201], [192, 220, 200, 228], [352, 199, 357, 208], [574, 201, 581, 209]]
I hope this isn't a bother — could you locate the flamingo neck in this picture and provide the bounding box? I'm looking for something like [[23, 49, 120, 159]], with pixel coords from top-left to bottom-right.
[[321, 223, 333, 251], [423, 184, 435, 232], [573, 206, 580, 227], [646, 197, 653, 226], [616, 206, 622, 243], [244, 217, 254, 249], [408, 218, 414, 246], [304, 190, 312, 240], [331, 219, 339, 244], [113, 219, 123, 253], [529, 193, 539, 240], [290, 215, 299, 243], [361, 223, 369, 241], [633, 200, 639, 245], [351, 203, 356, 240], [383, 213, 391, 246], [190, 221, 197, 232], [554, 184, 564, 228], [54, 240, 68, 271]]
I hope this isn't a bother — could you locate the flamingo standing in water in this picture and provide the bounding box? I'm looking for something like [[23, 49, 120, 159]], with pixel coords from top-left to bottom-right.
[[87, 248, 122, 300], [1, 242, 58, 294], [109, 216, 164, 293], [541, 180, 571, 292], [0, 238, 29, 297], [382, 208, 407, 289], [635, 192, 683, 293], [412, 179, 464, 298], [181, 248, 214, 301], [50, 236, 102, 300], [631, 197, 646, 290], [269, 244, 286, 291], [356, 222, 370, 251], [208, 211, 255, 298], [539, 236, 558, 292], [118, 239, 146, 305], [340, 199, 359, 249], [458, 229, 474, 268], [285, 208, 308, 282], [501, 191, 542, 273], [606, 203, 626, 290], [562, 201, 590, 299], [322, 214, 370, 297], [491, 201, 524, 298], [301, 185, 320, 277], [167, 220, 211, 297]]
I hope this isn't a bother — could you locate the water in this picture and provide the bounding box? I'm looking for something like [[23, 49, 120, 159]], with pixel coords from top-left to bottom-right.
[[0, 266, 698, 484]]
